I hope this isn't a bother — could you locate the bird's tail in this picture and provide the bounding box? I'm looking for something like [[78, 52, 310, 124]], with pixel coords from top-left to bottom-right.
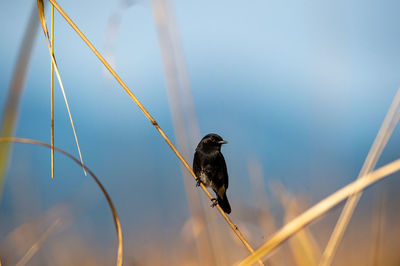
[[217, 193, 231, 214]]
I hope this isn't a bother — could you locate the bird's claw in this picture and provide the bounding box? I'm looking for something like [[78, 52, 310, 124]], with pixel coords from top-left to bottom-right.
[[210, 198, 218, 208], [196, 179, 201, 187]]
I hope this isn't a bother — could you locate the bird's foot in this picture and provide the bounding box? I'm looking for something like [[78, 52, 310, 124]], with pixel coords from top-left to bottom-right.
[[210, 198, 218, 208], [196, 179, 202, 187]]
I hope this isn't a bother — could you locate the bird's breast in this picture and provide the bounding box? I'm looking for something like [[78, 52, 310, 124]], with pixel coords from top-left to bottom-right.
[[199, 171, 212, 187]]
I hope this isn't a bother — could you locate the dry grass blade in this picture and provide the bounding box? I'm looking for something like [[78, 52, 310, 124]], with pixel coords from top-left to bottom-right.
[[37, 0, 49, 39], [37, 0, 87, 176], [0, 137, 123, 266], [238, 158, 400, 266], [46, 0, 258, 257], [320, 88, 400, 266], [0, 2, 42, 201], [51, 4, 55, 178], [15, 218, 61, 266]]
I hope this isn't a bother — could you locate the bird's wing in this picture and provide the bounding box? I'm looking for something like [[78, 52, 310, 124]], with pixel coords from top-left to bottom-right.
[[218, 152, 229, 189], [193, 151, 201, 177]]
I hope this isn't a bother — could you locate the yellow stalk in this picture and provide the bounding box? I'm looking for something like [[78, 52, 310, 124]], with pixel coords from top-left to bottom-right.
[[43, 0, 258, 257], [0, 137, 123, 266], [238, 158, 400, 266], [37, 0, 86, 176], [51, 4, 55, 178]]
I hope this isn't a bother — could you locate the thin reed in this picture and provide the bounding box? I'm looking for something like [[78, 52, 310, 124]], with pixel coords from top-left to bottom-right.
[[50, 3, 55, 178], [37, 0, 87, 176]]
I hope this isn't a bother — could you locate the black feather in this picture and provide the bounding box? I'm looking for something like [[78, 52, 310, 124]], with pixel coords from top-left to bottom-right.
[[193, 133, 231, 214]]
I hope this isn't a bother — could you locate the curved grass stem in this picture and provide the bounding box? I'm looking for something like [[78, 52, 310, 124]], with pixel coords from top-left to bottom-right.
[[0, 137, 123, 266]]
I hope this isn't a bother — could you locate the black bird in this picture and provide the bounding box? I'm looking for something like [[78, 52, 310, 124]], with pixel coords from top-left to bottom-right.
[[193, 133, 231, 214]]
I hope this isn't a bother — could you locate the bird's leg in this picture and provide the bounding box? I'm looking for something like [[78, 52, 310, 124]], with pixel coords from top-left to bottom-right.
[[196, 178, 202, 187], [210, 198, 218, 208]]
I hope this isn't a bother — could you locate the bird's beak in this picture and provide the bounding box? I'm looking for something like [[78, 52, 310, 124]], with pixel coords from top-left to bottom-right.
[[218, 140, 228, 145]]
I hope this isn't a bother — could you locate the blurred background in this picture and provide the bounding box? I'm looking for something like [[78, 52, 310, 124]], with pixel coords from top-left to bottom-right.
[[0, 0, 400, 265]]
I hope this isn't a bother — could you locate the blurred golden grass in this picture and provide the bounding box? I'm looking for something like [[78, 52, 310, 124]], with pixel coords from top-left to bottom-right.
[[320, 88, 400, 266], [150, 0, 252, 264], [371, 186, 387, 266], [274, 183, 320, 266], [151, 0, 218, 264], [1, 202, 72, 257], [16, 218, 61, 266], [0, 137, 123, 266], [239, 158, 400, 266], [42, 0, 260, 259], [0, 2, 42, 201], [248, 159, 276, 236], [248, 161, 282, 266]]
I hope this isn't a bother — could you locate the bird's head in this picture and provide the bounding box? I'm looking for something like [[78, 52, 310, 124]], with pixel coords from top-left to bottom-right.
[[197, 133, 228, 151]]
